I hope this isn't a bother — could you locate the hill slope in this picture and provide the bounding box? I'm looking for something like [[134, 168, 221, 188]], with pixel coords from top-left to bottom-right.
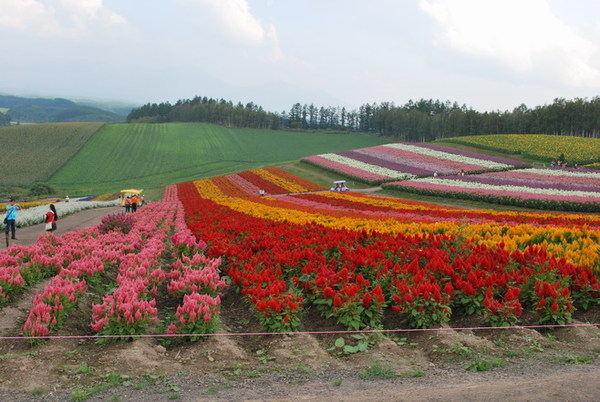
[[0, 123, 104, 187], [0, 95, 126, 123], [48, 123, 389, 194]]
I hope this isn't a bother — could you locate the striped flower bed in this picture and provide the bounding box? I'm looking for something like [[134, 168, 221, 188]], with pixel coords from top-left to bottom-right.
[[199, 167, 326, 197], [302, 143, 528, 185], [383, 168, 600, 212]]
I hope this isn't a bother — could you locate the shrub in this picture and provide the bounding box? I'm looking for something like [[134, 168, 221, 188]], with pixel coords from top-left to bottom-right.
[[98, 213, 134, 234], [29, 182, 55, 196]]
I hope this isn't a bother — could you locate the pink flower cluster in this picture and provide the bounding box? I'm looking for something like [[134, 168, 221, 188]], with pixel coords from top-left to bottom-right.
[[165, 204, 227, 339], [90, 203, 176, 337], [167, 254, 225, 297]]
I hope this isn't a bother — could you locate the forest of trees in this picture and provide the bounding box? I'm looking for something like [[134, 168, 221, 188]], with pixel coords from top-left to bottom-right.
[[127, 96, 600, 141]]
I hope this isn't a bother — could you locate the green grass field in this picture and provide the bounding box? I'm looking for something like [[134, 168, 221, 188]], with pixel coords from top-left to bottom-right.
[[0, 122, 103, 186], [48, 123, 389, 194]]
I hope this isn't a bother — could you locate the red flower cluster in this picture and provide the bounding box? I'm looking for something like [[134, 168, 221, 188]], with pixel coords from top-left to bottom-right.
[[178, 181, 600, 330]]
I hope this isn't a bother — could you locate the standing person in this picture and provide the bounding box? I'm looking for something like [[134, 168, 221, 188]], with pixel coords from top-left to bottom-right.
[[4, 198, 19, 247], [45, 204, 58, 233], [125, 196, 131, 213], [130, 194, 138, 213]]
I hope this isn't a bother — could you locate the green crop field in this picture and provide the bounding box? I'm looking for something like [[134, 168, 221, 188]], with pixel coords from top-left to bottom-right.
[[0, 122, 104, 186], [48, 123, 389, 194]]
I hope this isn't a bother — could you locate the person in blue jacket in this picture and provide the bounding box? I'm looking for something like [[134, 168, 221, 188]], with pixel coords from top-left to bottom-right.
[[4, 198, 19, 247]]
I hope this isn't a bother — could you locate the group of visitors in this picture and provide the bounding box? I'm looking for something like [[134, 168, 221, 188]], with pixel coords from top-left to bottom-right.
[[3, 199, 58, 248], [124, 194, 142, 213], [550, 160, 569, 168], [331, 182, 350, 192]]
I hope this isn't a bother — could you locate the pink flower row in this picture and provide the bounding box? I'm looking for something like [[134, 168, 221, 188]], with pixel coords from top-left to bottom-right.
[[165, 192, 227, 337], [303, 155, 392, 183], [391, 180, 598, 204]]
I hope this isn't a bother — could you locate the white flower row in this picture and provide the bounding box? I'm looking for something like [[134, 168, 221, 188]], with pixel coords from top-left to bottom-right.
[[525, 168, 600, 179], [2, 200, 119, 228], [383, 143, 513, 169], [319, 153, 416, 179], [413, 178, 600, 198]]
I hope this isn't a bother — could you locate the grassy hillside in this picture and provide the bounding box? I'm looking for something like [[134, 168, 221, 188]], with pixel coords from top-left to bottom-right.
[[48, 123, 389, 194], [0, 122, 104, 187]]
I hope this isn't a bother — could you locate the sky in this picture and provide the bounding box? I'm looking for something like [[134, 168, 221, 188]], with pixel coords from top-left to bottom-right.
[[2, 0, 600, 113]]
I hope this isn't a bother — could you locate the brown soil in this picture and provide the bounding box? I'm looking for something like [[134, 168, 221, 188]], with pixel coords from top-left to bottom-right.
[[1, 207, 600, 401]]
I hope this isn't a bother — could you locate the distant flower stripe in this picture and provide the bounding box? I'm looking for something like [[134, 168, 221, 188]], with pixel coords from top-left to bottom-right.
[[387, 179, 600, 204], [413, 143, 531, 167], [252, 168, 308, 194], [238, 170, 289, 194], [263, 166, 326, 192], [226, 173, 262, 196], [369, 145, 488, 173], [453, 175, 600, 193], [319, 153, 413, 179], [302, 155, 395, 183], [382, 143, 515, 169], [336, 150, 430, 176]]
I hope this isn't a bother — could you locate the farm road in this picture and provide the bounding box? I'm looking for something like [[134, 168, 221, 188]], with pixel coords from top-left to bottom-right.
[[4, 205, 123, 248]]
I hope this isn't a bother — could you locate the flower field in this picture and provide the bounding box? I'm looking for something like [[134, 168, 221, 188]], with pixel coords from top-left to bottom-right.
[[1, 186, 226, 341], [382, 167, 600, 211], [178, 169, 600, 331], [302, 143, 528, 185], [438, 134, 600, 165], [205, 166, 326, 197]]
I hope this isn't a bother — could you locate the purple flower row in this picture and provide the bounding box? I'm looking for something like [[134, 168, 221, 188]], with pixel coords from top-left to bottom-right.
[[336, 150, 432, 176], [446, 175, 600, 194]]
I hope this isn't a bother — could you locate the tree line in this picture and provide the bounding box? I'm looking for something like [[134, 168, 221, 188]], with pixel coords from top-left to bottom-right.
[[127, 96, 600, 140], [0, 111, 9, 126]]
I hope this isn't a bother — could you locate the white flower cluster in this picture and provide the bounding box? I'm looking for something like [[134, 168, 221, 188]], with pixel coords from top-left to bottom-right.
[[383, 144, 513, 169], [2, 199, 119, 228], [320, 153, 416, 180], [526, 168, 600, 179], [417, 178, 600, 198]]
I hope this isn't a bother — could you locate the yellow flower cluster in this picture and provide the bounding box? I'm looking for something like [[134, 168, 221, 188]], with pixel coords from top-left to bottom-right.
[[251, 168, 308, 193], [445, 134, 600, 163]]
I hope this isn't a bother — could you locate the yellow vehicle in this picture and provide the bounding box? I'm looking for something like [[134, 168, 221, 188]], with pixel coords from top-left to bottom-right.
[[119, 189, 144, 207]]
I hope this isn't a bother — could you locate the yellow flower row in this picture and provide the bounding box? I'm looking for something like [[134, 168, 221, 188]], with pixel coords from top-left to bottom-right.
[[445, 134, 600, 163], [320, 191, 600, 224], [251, 168, 308, 194]]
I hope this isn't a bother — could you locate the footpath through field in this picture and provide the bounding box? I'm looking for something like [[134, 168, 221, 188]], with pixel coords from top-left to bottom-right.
[[4, 205, 123, 248]]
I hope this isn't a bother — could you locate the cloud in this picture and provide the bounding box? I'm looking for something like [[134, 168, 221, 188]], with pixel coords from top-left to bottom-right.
[[0, 0, 127, 36], [192, 0, 267, 46], [419, 0, 600, 88]]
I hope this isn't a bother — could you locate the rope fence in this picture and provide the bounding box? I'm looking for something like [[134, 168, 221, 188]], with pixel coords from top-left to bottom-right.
[[2, 322, 598, 341]]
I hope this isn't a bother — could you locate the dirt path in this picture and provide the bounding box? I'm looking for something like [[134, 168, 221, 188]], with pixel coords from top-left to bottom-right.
[[4, 205, 123, 248]]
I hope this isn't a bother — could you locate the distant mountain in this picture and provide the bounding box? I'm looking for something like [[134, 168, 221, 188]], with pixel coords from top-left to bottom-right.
[[0, 95, 132, 123]]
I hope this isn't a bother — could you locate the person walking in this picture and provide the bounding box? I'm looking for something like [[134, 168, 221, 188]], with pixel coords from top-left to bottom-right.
[[44, 204, 58, 233], [4, 198, 19, 247]]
